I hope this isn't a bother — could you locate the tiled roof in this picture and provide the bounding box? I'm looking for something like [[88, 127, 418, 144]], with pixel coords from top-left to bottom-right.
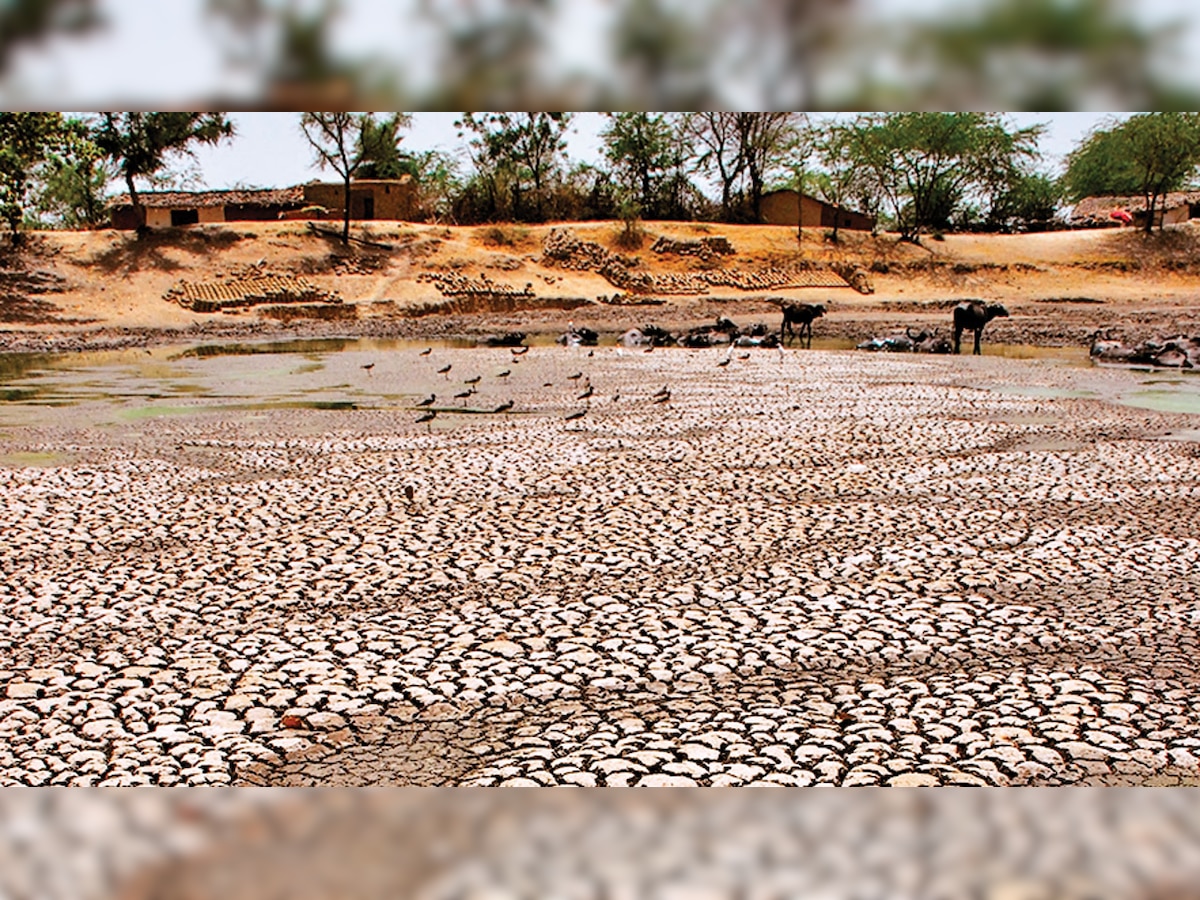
[[107, 187, 306, 210], [1070, 191, 1200, 221]]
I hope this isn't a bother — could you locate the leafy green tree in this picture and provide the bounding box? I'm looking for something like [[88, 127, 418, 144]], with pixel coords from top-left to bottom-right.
[[600, 113, 680, 219], [842, 113, 1042, 242], [809, 125, 878, 242], [988, 173, 1062, 231], [31, 118, 112, 229], [0, 112, 66, 244], [351, 113, 415, 180], [1063, 113, 1200, 233], [93, 113, 234, 236], [455, 113, 573, 222], [402, 150, 463, 223]]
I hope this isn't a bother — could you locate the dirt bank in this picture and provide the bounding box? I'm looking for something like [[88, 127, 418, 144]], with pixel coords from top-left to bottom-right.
[[3, 220, 1200, 354]]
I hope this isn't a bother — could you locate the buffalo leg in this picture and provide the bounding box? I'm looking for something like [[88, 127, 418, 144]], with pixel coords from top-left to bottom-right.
[[974, 329, 982, 355], [953, 326, 963, 354]]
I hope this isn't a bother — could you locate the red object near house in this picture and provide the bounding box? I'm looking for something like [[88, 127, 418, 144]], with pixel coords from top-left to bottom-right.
[[1110, 209, 1133, 225]]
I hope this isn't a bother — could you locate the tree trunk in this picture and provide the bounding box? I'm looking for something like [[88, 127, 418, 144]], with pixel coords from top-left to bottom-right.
[[832, 204, 841, 243], [125, 169, 146, 237], [1144, 191, 1155, 235], [342, 172, 351, 245]]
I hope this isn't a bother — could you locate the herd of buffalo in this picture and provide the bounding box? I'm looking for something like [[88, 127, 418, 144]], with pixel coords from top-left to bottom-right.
[[545, 299, 1016, 357], [482, 298, 1197, 370]]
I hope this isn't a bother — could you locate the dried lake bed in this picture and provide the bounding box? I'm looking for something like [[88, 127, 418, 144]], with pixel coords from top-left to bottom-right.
[[2, 339, 1199, 786]]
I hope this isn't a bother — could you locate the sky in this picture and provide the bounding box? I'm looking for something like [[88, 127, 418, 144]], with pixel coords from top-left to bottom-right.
[[175, 112, 1115, 194]]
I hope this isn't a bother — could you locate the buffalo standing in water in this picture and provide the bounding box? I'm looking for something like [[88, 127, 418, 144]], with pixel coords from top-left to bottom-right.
[[953, 301, 1009, 355], [779, 303, 826, 348]]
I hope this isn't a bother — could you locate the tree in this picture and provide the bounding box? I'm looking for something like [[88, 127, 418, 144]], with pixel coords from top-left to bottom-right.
[[1063, 113, 1200, 234], [736, 113, 803, 222], [809, 125, 874, 243], [600, 113, 679, 219], [31, 117, 112, 229], [353, 113, 415, 180], [988, 173, 1062, 231], [0, 113, 66, 244], [300, 112, 411, 243], [93, 113, 234, 235], [455, 113, 572, 222], [684, 112, 801, 221], [842, 113, 1042, 242]]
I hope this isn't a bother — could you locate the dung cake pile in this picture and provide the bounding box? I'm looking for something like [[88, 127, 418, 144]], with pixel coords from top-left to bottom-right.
[[541, 227, 851, 295], [164, 269, 341, 313], [650, 234, 736, 259]]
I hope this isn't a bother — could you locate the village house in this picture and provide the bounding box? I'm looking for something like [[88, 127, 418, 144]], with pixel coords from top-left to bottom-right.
[[1069, 192, 1200, 229], [759, 190, 876, 232], [108, 177, 418, 229]]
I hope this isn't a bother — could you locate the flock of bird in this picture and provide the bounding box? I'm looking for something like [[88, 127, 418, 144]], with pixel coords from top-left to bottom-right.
[[351, 334, 779, 434]]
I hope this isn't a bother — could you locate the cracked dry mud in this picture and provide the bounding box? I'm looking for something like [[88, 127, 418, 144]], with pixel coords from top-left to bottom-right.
[[2, 347, 1199, 786]]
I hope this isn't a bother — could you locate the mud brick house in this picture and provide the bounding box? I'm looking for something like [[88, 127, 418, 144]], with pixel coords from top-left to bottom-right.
[[293, 176, 418, 222], [108, 187, 307, 229], [1069, 192, 1200, 229], [109, 177, 418, 229], [760, 190, 876, 232]]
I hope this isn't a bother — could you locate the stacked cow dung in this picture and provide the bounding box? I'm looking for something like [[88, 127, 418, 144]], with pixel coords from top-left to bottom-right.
[[164, 271, 341, 313]]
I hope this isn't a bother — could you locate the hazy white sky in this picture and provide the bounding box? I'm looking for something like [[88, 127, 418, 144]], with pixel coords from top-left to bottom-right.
[[177, 111, 1116, 193]]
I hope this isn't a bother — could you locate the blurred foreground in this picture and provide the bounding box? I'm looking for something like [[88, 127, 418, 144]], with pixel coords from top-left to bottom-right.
[[2, 789, 1200, 900], [0, 0, 1197, 109]]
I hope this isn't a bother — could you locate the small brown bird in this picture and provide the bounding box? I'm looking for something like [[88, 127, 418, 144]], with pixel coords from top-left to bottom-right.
[[653, 390, 671, 404], [738, 352, 750, 360], [415, 410, 437, 431], [577, 384, 594, 400], [496, 369, 511, 378], [588, 350, 594, 357], [494, 400, 514, 414], [437, 363, 452, 376], [564, 408, 587, 421], [361, 362, 375, 373], [420, 347, 433, 356], [652, 385, 670, 399], [543, 381, 554, 387], [716, 357, 731, 367], [567, 372, 583, 381], [464, 375, 481, 386], [644, 345, 654, 353], [404, 485, 415, 503], [416, 393, 435, 407], [454, 389, 473, 403]]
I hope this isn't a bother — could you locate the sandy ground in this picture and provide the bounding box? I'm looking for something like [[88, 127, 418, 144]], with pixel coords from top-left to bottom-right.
[[4, 221, 1200, 355]]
